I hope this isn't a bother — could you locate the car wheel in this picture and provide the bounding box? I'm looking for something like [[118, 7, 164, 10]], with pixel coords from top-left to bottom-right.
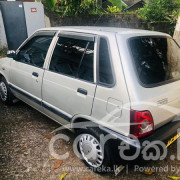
[[77, 127, 112, 173], [0, 77, 14, 105]]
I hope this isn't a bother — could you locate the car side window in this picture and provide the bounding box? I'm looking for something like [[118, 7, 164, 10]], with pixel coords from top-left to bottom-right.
[[99, 37, 114, 85], [49, 36, 94, 82], [16, 36, 53, 68]]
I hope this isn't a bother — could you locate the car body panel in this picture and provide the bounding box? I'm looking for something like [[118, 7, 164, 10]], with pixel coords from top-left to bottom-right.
[[42, 71, 97, 125], [9, 61, 44, 110], [0, 26, 179, 138], [116, 33, 180, 130], [0, 57, 12, 82]]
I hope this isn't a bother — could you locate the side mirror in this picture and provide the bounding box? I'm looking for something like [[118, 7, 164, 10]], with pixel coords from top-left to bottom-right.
[[7, 50, 16, 59]]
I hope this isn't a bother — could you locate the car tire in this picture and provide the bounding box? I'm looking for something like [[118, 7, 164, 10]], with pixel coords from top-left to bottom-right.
[[0, 77, 14, 105], [77, 127, 112, 174]]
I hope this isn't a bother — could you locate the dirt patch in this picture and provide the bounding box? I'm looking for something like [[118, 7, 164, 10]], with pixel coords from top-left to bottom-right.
[[0, 48, 7, 58], [0, 101, 180, 180]]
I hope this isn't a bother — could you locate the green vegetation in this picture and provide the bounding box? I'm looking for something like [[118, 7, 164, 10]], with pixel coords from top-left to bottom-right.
[[45, 0, 56, 11], [109, 0, 127, 10], [44, 0, 180, 23], [137, 0, 180, 23], [107, 0, 127, 13], [44, 0, 126, 15], [107, 5, 121, 13]]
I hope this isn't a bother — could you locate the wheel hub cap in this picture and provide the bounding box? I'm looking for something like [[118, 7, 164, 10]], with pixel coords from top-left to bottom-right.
[[79, 134, 104, 168]]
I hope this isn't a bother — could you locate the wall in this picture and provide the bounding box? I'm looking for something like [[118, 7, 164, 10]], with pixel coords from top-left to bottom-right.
[[174, 15, 180, 45], [45, 11, 175, 36], [0, 9, 176, 50], [0, 2, 47, 50], [0, 10, 7, 49]]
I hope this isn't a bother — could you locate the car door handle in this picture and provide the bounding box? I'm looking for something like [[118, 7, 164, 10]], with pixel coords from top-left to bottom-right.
[[77, 88, 88, 95], [32, 72, 39, 77]]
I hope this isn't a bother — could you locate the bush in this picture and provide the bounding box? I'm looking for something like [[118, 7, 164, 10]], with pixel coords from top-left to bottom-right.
[[44, 0, 126, 16], [79, 0, 98, 14], [137, 0, 180, 23], [45, 0, 56, 11], [45, 0, 102, 15]]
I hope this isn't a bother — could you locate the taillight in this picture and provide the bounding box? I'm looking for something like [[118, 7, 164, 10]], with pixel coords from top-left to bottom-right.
[[130, 110, 154, 138]]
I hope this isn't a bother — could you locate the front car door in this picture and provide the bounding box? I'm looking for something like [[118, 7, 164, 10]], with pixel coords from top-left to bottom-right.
[[9, 31, 56, 110], [42, 32, 97, 125]]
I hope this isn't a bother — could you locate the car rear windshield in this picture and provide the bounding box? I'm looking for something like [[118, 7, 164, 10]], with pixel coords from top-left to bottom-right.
[[129, 37, 180, 86]]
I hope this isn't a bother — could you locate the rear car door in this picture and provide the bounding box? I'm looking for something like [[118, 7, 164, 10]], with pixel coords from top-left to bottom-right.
[[42, 32, 97, 125], [9, 31, 55, 110]]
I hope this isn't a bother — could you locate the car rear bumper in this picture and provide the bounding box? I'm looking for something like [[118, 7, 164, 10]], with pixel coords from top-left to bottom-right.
[[99, 120, 180, 151], [99, 120, 180, 164]]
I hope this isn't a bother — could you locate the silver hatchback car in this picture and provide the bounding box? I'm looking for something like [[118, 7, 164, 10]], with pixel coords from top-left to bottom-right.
[[1, 27, 180, 172]]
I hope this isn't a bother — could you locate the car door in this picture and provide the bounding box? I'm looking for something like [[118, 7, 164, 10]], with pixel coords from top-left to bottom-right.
[[9, 31, 55, 110], [42, 32, 97, 125]]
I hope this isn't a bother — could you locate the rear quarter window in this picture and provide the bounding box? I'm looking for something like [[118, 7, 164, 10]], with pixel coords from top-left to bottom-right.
[[129, 37, 180, 87], [98, 37, 114, 86]]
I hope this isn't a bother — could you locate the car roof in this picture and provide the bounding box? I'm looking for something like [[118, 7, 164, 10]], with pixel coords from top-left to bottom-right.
[[38, 26, 170, 37]]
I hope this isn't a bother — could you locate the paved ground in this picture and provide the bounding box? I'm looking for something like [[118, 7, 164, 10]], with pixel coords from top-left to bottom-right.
[[0, 101, 180, 180]]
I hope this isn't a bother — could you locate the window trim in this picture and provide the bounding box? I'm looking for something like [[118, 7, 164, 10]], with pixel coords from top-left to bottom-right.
[[33, 31, 57, 37], [15, 35, 54, 69], [47, 31, 97, 84], [128, 35, 180, 88], [58, 31, 95, 42], [96, 36, 116, 88], [15, 31, 57, 69], [16, 30, 57, 54]]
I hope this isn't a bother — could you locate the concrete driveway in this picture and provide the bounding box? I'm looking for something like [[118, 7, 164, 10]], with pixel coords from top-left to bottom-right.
[[0, 101, 180, 180]]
